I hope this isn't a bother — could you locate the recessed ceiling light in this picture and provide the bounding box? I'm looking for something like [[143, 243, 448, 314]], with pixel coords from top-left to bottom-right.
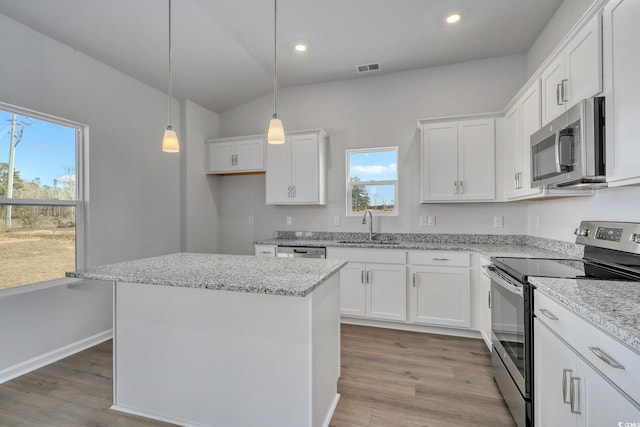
[[445, 13, 461, 24], [293, 42, 308, 53]]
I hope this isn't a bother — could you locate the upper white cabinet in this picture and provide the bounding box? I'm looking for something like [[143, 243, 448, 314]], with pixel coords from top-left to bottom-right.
[[266, 129, 327, 205], [420, 118, 495, 202], [504, 81, 543, 200], [541, 14, 602, 125], [603, 0, 640, 186], [206, 136, 265, 174]]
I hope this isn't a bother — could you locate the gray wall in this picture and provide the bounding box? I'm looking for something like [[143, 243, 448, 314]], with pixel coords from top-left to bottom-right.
[[182, 100, 221, 253], [218, 55, 530, 254], [0, 13, 212, 378]]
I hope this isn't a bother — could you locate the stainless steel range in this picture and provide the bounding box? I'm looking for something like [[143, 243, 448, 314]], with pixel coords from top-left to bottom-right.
[[487, 221, 640, 427]]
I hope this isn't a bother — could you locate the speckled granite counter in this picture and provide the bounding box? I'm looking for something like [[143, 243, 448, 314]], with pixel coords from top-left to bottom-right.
[[530, 277, 640, 353], [67, 252, 347, 297], [257, 239, 578, 259]]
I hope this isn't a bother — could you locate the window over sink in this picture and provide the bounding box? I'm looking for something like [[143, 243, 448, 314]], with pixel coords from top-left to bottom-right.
[[346, 147, 398, 216]]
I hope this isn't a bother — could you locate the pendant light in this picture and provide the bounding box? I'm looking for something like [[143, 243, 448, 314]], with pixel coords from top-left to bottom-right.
[[267, 0, 285, 144], [162, 0, 179, 153]]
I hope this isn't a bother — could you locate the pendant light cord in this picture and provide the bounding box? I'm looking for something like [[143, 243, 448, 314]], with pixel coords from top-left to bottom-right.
[[273, 0, 278, 117], [168, 0, 173, 126]]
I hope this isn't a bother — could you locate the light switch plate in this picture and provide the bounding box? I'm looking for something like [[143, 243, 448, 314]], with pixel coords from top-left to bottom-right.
[[333, 216, 341, 226], [427, 216, 436, 226], [494, 216, 504, 228], [419, 216, 427, 227], [248, 215, 254, 225], [286, 216, 293, 226]]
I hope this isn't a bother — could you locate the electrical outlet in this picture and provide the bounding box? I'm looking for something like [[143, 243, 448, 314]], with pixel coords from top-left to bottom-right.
[[419, 216, 427, 227], [494, 216, 504, 228], [295, 231, 303, 237], [248, 215, 254, 225], [427, 216, 436, 226], [333, 216, 341, 226], [286, 216, 293, 226]]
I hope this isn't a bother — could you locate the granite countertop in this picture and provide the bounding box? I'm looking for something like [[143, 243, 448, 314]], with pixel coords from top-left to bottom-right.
[[530, 277, 640, 354], [258, 239, 575, 259], [67, 253, 347, 297]]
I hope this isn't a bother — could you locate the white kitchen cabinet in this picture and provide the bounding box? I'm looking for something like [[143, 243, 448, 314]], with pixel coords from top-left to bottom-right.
[[534, 290, 640, 426], [407, 252, 471, 328], [206, 136, 265, 174], [420, 118, 495, 202], [534, 318, 640, 427], [541, 14, 602, 125], [254, 244, 276, 257], [265, 129, 327, 205], [504, 81, 545, 200], [328, 248, 407, 322], [339, 261, 406, 321], [603, 0, 640, 187]]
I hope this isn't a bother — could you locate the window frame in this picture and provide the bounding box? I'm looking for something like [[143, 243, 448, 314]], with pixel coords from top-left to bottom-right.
[[345, 146, 399, 217], [0, 101, 88, 294]]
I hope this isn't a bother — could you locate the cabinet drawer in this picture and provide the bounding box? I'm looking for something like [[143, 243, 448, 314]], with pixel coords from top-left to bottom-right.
[[408, 251, 470, 267], [326, 247, 406, 264], [254, 245, 276, 257], [535, 291, 640, 405]]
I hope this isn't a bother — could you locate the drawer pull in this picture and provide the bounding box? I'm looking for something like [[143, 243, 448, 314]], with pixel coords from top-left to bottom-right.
[[259, 251, 272, 254], [432, 258, 450, 261], [588, 347, 625, 369], [540, 308, 559, 321]]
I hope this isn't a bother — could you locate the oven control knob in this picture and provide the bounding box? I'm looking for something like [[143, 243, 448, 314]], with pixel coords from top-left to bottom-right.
[[574, 227, 590, 237], [631, 233, 640, 244]]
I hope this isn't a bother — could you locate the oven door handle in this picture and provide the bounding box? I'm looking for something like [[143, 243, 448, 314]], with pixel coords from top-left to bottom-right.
[[487, 265, 523, 296]]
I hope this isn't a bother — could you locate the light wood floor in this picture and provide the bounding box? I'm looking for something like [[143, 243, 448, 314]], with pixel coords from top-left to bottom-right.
[[0, 325, 513, 426]]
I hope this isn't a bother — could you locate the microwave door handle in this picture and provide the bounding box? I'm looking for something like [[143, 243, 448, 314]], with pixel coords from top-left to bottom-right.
[[555, 131, 563, 173]]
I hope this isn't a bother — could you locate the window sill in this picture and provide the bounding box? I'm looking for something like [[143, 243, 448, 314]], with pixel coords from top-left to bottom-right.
[[0, 277, 90, 299]]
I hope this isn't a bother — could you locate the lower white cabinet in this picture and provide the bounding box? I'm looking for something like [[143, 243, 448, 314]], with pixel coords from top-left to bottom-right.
[[254, 244, 276, 257], [339, 262, 406, 321], [408, 265, 471, 328], [534, 318, 640, 426]]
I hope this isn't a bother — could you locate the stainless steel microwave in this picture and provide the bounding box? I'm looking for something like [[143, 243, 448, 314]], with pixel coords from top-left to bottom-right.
[[530, 97, 605, 188]]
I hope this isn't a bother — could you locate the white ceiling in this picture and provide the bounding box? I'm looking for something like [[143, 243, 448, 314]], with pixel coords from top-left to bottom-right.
[[0, 0, 563, 113]]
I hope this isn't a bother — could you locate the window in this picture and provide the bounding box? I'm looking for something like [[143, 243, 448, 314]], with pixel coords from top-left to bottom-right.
[[346, 147, 398, 216], [0, 102, 85, 290]]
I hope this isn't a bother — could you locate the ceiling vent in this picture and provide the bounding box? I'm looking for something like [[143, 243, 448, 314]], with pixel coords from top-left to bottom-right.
[[356, 62, 381, 73]]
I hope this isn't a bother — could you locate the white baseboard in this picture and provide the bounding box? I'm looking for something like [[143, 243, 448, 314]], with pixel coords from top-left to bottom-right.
[[341, 317, 483, 340], [0, 329, 113, 384], [111, 405, 209, 427], [322, 393, 341, 427]]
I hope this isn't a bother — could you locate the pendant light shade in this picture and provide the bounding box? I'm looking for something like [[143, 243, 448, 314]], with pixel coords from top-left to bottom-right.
[[268, 116, 285, 144], [163, 0, 179, 153], [267, 0, 285, 144]]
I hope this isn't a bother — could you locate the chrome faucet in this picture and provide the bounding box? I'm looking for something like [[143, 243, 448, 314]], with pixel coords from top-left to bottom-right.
[[362, 209, 374, 240]]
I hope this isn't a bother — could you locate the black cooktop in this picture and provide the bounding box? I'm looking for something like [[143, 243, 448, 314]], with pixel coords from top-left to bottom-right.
[[491, 257, 640, 284]]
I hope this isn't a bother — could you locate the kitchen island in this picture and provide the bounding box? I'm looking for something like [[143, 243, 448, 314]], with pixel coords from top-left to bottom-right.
[[67, 253, 347, 427]]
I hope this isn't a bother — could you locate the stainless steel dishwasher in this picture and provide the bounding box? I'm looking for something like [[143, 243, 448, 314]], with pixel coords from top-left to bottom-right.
[[276, 246, 326, 258]]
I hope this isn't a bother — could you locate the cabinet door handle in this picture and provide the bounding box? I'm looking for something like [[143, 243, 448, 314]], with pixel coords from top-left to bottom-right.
[[570, 377, 581, 414], [561, 79, 569, 103], [488, 290, 491, 308], [287, 186, 292, 197], [366, 271, 371, 284], [562, 369, 572, 404], [361, 270, 365, 284], [588, 347, 625, 369], [412, 272, 417, 287], [514, 173, 519, 189], [540, 308, 559, 321], [459, 181, 463, 194], [556, 83, 563, 106], [454, 181, 458, 194], [292, 185, 296, 197], [432, 258, 450, 261]]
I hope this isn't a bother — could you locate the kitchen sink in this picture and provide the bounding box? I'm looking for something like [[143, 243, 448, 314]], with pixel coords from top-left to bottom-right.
[[337, 240, 402, 246]]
